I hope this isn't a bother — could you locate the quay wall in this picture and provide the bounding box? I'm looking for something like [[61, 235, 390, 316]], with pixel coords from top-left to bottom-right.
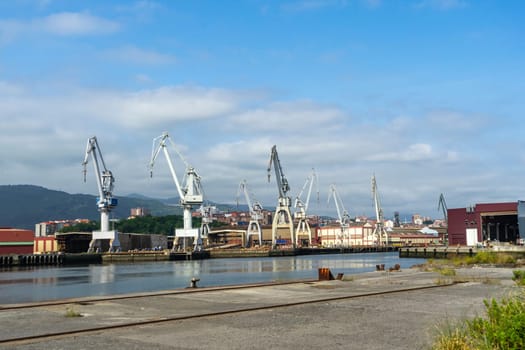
[[0, 253, 102, 267], [1, 246, 400, 267], [399, 246, 525, 259], [103, 252, 169, 263]]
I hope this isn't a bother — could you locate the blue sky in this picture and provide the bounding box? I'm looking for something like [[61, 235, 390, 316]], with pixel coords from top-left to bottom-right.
[[0, 0, 524, 220]]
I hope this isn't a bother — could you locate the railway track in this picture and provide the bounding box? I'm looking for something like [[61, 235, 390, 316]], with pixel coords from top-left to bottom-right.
[[0, 281, 457, 346]]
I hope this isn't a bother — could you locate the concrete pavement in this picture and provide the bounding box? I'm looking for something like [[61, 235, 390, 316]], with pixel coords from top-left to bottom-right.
[[0, 266, 521, 350]]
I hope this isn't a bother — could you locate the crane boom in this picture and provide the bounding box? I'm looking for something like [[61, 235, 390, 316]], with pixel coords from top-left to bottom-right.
[[371, 174, 388, 245], [371, 175, 383, 223], [83, 137, 116, 208], [237, 180, 263, 220], [438, 193, 448, 222], [327, 184, 350, 226], [150, 132, 185, 199], [295, 168, 318, 214], [267, 145, 290, 199]]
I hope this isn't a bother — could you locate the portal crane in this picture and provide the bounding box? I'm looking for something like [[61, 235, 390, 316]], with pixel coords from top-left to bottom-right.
[[327, 184, 351, 247], [371, 174, 388, 246], [237, 179, 264, 247], [267, 145, 294, 247], [149, 132, 204, 251], [438, 193, 448, 222], [199, 204, 213, 243], [294, 169, 318, 246], [438, 193, 448, 245], [82, 136, 119, 252]]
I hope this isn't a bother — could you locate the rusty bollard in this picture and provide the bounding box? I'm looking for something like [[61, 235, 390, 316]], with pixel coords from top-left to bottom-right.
[[318, 267, 335, 281]]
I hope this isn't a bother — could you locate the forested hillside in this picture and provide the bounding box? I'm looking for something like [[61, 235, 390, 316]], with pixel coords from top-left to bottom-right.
[[0, 185, 181, 230]]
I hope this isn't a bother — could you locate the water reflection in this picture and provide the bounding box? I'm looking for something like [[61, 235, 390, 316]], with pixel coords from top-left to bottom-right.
[[91, 264, 116, 284], [0, 252, 425, 304]]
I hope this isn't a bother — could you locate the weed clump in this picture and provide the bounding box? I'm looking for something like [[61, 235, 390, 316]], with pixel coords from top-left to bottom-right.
[[465, 251, 516, 265], [64, 306, 83, 317], [512, 270, 525, 286], [432, 292, 525, 350]]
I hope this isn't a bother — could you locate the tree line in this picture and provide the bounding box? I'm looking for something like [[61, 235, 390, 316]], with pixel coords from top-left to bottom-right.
[[59, 215, 223, 235]]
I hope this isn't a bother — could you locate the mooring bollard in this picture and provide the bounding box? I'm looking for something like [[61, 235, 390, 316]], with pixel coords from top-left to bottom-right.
[[190, 277, 200, 288], [318, 267, 335, 280]]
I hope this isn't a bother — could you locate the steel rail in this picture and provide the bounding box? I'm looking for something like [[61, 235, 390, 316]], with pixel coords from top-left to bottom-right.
[[0, 282, 457, 346], [0, 278, 317, 311]]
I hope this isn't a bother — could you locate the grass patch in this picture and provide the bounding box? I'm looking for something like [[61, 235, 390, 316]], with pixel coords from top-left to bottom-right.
[[432, 322, 471, 350], [434, 278, 453, 286], [431, 292, 525, 350], [512, 270, 525, 286], [65, 306, 83, 317], [436, 267, 456, 276], [421, 252, 517, 269], [465, 251, 516, 265]]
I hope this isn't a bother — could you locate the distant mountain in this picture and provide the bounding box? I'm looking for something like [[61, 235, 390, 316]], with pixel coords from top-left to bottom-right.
[[0, 185, 182, 230], [126, 192, 241, 212], [126, 193, 154, 200]]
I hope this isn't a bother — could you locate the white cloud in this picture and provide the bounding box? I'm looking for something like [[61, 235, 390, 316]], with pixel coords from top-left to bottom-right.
[[40, 12, 120, 35], [364, 143, 435, 162], [0, 81, 24, 95], [102, 86, 240, 127], [0, 19, 23, 43], [0, 79, 515, 218], [228, 100, 345, 133], [0, 12, 119, 43], [425, 109, 488, 134], [0, 84, 242, 134], [102, 45, 176, 65]]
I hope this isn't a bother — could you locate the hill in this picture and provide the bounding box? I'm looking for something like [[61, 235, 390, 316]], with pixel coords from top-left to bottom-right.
[[0, 185, 182, 230]]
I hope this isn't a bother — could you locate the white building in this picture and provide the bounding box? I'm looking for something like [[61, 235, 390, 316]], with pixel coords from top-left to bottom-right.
[[317, 223, 376, 247]]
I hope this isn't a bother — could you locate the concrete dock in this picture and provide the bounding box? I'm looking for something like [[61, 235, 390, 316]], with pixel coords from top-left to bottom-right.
[[0, 266, 521, 350]]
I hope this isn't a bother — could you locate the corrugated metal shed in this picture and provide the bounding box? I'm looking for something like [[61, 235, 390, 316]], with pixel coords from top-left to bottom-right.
[[0, 228, 35, 254], [447, 202, 519, 246]]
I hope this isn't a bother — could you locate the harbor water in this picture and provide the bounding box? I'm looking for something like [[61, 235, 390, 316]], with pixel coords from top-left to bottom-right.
[[0, 252, 425, 304]]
